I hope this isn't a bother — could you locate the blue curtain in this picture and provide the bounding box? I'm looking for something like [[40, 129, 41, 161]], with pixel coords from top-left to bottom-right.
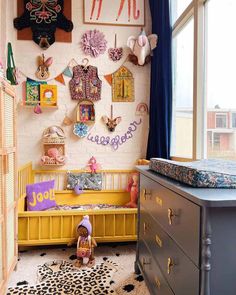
[[147, 0, 172, 159]]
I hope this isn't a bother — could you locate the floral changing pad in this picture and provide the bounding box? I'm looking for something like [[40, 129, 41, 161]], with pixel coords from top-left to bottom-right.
[[149, 158, 236, 188]]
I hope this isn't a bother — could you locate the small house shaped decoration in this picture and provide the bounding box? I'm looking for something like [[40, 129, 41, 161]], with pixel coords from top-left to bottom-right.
[[112, 66, 134, 102], [41, 126, 66, 166], [76, 100, 95, 123]]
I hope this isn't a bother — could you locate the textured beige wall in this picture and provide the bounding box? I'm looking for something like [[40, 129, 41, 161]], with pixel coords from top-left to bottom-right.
[[5, 0, 151, 170]]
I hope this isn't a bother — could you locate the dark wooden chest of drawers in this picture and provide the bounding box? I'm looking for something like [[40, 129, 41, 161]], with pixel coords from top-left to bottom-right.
[[135, 167, 236, 295]]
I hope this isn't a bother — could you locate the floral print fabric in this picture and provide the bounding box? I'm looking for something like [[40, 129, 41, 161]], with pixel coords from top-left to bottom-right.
[[149, 158, 236, 188]]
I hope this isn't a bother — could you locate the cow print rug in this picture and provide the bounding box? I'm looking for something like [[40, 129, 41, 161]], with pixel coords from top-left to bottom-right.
[[7, 260, 118, 295]]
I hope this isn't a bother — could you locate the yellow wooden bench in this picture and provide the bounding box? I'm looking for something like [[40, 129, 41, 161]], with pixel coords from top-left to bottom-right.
[[17, 163, 137, 246]]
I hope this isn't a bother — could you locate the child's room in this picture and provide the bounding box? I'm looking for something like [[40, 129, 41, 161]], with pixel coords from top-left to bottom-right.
[[1, 0, 236, 294]]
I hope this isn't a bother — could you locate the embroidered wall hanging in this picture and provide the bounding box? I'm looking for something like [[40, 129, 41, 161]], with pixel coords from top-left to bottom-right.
[[73, 122, 89, 138], [69, 64, 102, 102], [81, 30, 107, 58], [14, 0, 74, 49], [112, 66, 134, 102]]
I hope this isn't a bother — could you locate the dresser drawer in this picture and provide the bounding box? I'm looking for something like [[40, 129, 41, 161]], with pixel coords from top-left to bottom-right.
[[140, 175, 200, 265], [140, 208, 199, 295], [139, 239, 174, 295]]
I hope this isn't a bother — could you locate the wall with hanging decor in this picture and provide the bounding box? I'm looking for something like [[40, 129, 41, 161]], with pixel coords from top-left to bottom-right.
[[0, 1, 16, 66], [9, 0, 152, 170]]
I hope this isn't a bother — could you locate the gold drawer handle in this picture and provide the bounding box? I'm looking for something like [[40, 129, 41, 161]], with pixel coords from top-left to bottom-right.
[[168, 208, 178, 225], [143, 222, 147, 235], [155, 277, 161, 289], [142, 189, 152, 201], [167, 257, 174, 275], [142, 257, 151, 267], [156, 196, 163, 207], [155, 234, 162, 248], [143, 222, 150, 235]]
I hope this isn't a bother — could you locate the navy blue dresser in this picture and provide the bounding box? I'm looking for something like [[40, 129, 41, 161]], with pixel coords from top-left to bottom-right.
[[135, 166, 236, 295]]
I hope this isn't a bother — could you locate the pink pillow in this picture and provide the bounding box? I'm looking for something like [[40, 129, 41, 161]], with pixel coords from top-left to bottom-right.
[[26, 180, 57, 211]]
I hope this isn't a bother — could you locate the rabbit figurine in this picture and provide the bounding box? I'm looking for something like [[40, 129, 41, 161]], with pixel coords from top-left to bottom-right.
[[36, 54, 53, 80]]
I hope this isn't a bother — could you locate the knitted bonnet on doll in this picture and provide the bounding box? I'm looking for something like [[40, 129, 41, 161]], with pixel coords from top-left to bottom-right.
[[77, 215, 92, 236]]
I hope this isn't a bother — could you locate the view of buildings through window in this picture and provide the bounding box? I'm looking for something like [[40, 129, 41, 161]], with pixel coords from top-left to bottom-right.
[[206, 0, 236, 160], [172, 18, 193, 158], [171, 0, 236, 160]]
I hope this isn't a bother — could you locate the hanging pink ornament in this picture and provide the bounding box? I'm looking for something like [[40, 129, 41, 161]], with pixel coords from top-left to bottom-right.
[[81, 29, 107, 58], [108, 34, 123, 62], [34, 103, 42, 114]]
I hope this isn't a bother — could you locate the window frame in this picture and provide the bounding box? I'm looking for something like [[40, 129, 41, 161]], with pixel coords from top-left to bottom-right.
[[171, 0, 207, 161], [215, 113, 228, 129], [232, 113, 236, 129]]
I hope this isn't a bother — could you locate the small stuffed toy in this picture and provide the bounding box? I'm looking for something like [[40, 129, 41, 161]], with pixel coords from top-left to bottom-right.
[[75, 215, 97, 268], [125, 173, 139, 208], [87, 156, 101, 174], [127, 29, 158, 66]]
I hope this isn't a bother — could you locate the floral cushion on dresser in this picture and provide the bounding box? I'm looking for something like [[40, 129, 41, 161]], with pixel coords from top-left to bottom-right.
[[149, 158, 236, 188]]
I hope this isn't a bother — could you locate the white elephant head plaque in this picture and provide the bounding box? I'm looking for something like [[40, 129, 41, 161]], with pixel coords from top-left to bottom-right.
[[127, 29, 158, 66]]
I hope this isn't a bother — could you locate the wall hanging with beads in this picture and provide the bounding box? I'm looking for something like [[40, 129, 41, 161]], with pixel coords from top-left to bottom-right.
[[73, 100, 95, 138], [108, 34, 123, 62], [69, 59, 102, 102], [104, 66, 134, 102], [14, 0, 73, 49], [41, 126, 66, 166]]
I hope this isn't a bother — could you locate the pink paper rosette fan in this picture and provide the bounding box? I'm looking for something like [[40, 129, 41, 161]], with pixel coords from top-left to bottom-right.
[[81, 29, 107, 58]]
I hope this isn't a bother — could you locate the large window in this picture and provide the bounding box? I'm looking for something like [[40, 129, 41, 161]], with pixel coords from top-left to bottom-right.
[[171, 0, 236, 161], [171, 0, 192, 24], [205, 0, 236, 159], [172, 18, 194, 158]]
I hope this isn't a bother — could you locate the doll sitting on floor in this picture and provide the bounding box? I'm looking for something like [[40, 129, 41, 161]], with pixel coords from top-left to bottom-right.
[[75, 215, 97, 268]]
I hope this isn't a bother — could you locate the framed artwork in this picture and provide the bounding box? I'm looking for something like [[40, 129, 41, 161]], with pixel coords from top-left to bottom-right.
[[40, 85, 58, 107], [83, 0, 145, 26], [112, 66, 134, 102]]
